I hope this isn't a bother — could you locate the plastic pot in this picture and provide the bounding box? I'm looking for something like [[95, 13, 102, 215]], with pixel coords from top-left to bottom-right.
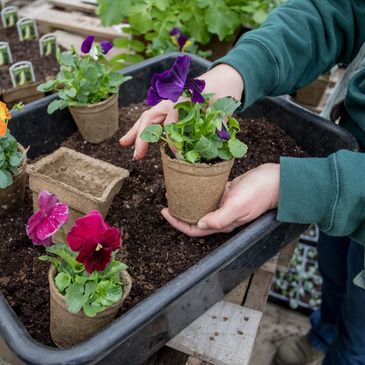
[[161, 145, 234, 223], [0, 144, 27, 217], [0, 53, 359, 365], [69, 93, 119, 144], [49, 266, 132, 348], [27, 147, 129, 241]]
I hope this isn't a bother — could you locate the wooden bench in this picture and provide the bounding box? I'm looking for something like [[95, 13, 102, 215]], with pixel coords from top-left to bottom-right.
[[145, 240, 298, 365]]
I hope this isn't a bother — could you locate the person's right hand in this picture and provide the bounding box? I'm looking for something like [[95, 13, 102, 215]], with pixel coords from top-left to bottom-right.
[[119, 64, 244, 160], [119, 100, 178, 160]]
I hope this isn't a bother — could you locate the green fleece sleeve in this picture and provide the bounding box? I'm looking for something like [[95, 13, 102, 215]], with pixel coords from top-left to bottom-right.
[[213, 0, 365, 109], [278, 150, 365, 244]]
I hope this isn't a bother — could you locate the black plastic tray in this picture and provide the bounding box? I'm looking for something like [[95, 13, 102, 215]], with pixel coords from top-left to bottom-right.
[[0, 53, 358, 365]]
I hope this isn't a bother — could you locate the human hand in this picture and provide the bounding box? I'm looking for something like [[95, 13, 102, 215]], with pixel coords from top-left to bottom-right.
[[161, 163, 280, 237], [119, 64, 244, 160]]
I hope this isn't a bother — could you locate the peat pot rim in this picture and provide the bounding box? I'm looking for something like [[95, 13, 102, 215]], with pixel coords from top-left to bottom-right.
[[26, 147, 129, 204], [160, 144, 235, 177], [68, 93, 118, 113], [48, 265, 133, 319]]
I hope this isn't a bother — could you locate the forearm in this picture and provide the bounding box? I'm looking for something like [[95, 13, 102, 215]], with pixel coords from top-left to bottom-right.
[[278, 150, 365, 244]]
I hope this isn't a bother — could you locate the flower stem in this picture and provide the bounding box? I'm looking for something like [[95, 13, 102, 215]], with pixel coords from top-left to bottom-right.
[[60, 226, 67, 245]]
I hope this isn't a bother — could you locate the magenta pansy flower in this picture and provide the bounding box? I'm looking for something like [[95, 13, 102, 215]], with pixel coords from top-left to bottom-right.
[[216, 124, 230, 141], [67, 210, 121, 274], [100, 40, 113, 55], [146, 55, 205, 106], [26, 191, 69, 246], [81, 35, 95, 54]]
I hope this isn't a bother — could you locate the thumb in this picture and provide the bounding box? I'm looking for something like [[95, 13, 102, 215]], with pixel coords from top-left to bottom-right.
[[197, 203, 238, 230]]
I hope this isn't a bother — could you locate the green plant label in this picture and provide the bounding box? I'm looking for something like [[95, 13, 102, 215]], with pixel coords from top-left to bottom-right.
[[9, 61, 36, 88], [17, 17, 39, 41], [1, 6, 18, 28], [39, 34, 57, 57], [0, 41, 13, 65]]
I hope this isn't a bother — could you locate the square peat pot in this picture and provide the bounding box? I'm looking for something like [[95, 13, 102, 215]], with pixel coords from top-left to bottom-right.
[[1, 53, 359, 365], [27, 147, 129, 241]]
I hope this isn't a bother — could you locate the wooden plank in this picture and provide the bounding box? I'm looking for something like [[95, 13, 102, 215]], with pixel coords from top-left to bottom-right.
[[224, 278, 250, 305], [277, 239, 298, 273], [20, 3, 125, 40], [243, 255, 278, 312], [168, 301, 262, 365], [49, 0, 96, 14]]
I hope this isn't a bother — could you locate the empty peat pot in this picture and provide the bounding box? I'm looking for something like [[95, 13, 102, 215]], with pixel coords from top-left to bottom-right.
[[0, 144, 27, 217], [68, 93, 119, 143], [161, 145, 234, 224], [49, 266, 132, 347], [27, 147, 129, 240]]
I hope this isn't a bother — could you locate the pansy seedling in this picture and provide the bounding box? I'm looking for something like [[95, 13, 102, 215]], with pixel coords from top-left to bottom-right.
[[141, 55, 248, 164]]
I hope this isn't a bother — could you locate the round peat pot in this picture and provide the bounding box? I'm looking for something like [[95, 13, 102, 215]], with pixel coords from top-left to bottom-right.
[[68, 93, 119, 144], [49, 266, 132, 348], [161, 145, 234, 224], [0, 144, 27, 217]]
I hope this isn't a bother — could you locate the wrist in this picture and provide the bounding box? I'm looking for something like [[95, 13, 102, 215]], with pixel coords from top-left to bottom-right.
[[199, 64, 244, 101]]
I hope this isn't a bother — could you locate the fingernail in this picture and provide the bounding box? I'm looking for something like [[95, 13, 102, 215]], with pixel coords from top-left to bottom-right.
[[198, 220, 208, 229], [119, 136, 125, 142]]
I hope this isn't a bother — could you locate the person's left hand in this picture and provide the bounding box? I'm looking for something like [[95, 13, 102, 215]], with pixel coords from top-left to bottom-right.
[[161, 163, 280, 237]]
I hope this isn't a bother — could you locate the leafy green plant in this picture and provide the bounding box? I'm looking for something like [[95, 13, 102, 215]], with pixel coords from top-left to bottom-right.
[[37, 36, 131, 114], [27, 192, 129, 317], [97, 0, 284, 56], [41, 244, 127, 317], [0, 102, 26, 189], [140, 55, 247, 163]]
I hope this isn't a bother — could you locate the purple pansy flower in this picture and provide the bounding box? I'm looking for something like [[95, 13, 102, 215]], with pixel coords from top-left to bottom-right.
[[170, 27, 181, 36], [26, 191, 69, 246], [170, 27, 190, 52], [146, 55, 205, 106], [81, 35, 95, 54], [100, 40, 113, 55], [216, 124, 230, 141]]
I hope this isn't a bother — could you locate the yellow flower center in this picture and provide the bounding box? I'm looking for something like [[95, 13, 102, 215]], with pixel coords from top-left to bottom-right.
[[95, 243, 102, 252]]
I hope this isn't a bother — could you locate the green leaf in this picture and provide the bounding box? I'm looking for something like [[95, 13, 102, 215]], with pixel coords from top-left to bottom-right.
[[218, 148, 233, 161], [65, 282, 87, 313], [96, 0, 128, 26], [65, 88, 77, 98], [212, 97, 241, 115], [8, 151, 22, 167], [47, 99, 68, 114], [228, 116, 240, 130], [37, 80, 57, 92], [228, 139, 248, 158], [0, 169, 12, 188], [55, 272, 71, 293], [60, 52, 75, 67], [194, 136, 218, 160], [185, 150, 200, 164], [83, 301, 104, 317], [39, 255, 60, 268], [113, 38, 145, 52], [140, 125, 163, 143], [253, 9, 268, 25]]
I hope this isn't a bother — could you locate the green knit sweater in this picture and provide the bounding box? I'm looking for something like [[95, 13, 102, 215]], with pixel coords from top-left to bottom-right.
[[215, 0, 365, 245]]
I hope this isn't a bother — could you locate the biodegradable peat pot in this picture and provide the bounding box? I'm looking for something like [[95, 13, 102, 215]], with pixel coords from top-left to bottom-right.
[[2, 82, 45, 108], [49, 266, 132, 348], [0, 144, 27, 217], [161, 145, 234, 224], [27, 147, 129, 241], [68, 93, 119, 143]]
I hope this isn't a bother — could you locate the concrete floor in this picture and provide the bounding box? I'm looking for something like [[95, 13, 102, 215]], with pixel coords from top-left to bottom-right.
[[249, 302, 311, 365]]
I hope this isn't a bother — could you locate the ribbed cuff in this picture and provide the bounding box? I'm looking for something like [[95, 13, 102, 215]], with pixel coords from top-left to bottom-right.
[[211, 38, 279, 109], [277, 155, 337, 230]]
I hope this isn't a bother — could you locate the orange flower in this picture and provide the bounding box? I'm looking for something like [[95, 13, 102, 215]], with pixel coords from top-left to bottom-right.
[[0, 101, 11, 123], [0, 120, 7, 137]]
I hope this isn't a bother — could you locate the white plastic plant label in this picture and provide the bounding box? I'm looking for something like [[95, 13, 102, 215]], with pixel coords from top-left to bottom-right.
[[17, 17, 39, 41], [1, 6, 19, 28], [39, 34, 57, 57], [9, 61, 36, 88], [0, 41, 13, 65]]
